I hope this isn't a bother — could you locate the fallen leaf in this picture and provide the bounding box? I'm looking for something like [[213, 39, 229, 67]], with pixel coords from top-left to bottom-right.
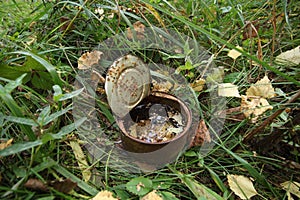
[[246, 75, 276, 99], [218, 83, 240, 97], [60, 16, 74, 32], [69, 140, 91, 182], [152, 79, 173, 93], [227, 174, 258, 200], [0, 138, 13, 150], [240, 95, 273, 123], [92, 190, 118, 200], [281, 181, 300, 199], [126, 21, 145, 40], [78, 50, 103, 70], [50, 179, 77, 194], [190, 119, 211, 148], [242, 20, 260, 40], [190, 78, 206, 92], [24, 178, 48, 192], [228, 46, 243, 60], [142, 190, 163, 200], [275, 46, 300, 66]]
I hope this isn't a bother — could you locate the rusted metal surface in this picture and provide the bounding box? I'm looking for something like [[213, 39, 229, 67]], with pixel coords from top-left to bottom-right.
[[117, 92, 193, 153], [105, 54, 151, 117]]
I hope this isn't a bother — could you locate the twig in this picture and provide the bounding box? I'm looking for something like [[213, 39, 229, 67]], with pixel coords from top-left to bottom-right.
[[243, 89, 300, 143]]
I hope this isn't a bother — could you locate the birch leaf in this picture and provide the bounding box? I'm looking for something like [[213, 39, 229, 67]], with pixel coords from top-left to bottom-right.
[[78, 50, 103, 69], [275, 46, 300, 66], [227, 174, 258, 199], [240, 95, 273, 123], [228, 46, 243, 60], [69, 140, 91, 182], [246, 75, 276, 99], [218, 83, 240, 97], [281, 181, 300, 199], [190, 78, 206, 92]]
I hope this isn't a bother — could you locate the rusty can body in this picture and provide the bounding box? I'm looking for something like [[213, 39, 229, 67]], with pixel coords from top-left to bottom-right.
[[117, 92, 192, 155]]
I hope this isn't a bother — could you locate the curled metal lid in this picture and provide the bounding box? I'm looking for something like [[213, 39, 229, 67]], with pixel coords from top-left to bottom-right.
[[105, 54, 151, 118]]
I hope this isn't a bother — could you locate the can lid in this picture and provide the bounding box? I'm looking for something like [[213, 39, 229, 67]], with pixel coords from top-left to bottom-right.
[[105, 54, 151, 118]]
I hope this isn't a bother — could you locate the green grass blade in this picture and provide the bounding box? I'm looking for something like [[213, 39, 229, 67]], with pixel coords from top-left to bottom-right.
[[169, 166, 223, 200], [221, 146, 279, 197], [0, 85, 36, 140], [43, 106, 72, 126], [9, 51, 64, 87], [4, 115, 38, 126], [0, 140, 43, 157], [0, 118, 86, 156], [51, 159, 99, 196]]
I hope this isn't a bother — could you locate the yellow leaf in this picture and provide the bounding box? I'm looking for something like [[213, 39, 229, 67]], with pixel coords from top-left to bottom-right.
[[69, 140, 91, 182], [0, 138, 13, 150], [91, 190, 118, 200], [240, 95, 273, 123], [141, 190, 163, 200], [281, 181, 300, 199], [190, 78, 206, 92], [246, 75, 276, 99], [218, 83, 240, 97], [275, 46, 300, 66], [78, 50, 103, 70], [227, 174, 258, 200], [228, 46, 243, 60]]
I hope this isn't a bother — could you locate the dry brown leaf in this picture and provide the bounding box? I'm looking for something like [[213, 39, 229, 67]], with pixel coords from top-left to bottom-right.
[[24, 178, 48, 192], [190, 119, 211, 148], [50, 179, 77, 194], [69, 140, 91, 182], [281, 181, 300, 199], [141, 190, 162, 200], [78, 50, 103, 70], [126, 21, 145, 40], [190, 78, 206, 92], [218, 83, 240, 97], [227, 174, 258, 200], [59, 16, 74, 32], [240, 95, 273, 123], [228, 46, 243, 60], [92, 190, 118, 200], [243, 20, 260, 40], [246, 75, 276, 99], [0, 138, 13, 150]]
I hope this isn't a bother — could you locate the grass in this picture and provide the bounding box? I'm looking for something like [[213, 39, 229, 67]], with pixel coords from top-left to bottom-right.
[[0, 0, 300, 199]]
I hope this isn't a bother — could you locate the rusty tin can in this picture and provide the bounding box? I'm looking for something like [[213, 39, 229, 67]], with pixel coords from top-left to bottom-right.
[[116, 92, 192, 154]]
